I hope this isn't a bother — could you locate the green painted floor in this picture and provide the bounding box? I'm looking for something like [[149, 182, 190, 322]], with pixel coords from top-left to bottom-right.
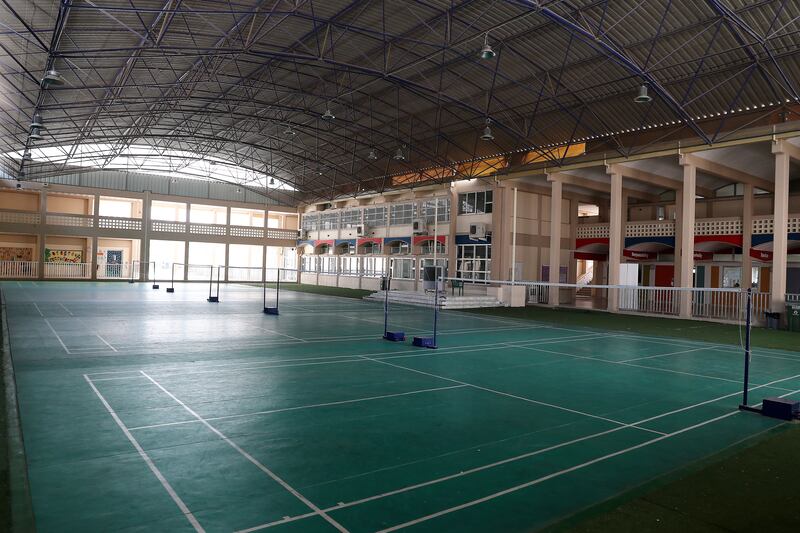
[[3, 281, 800, 533]]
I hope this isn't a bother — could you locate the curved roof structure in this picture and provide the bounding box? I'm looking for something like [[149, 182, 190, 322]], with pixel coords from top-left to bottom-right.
[[1, 0, 799, 203]]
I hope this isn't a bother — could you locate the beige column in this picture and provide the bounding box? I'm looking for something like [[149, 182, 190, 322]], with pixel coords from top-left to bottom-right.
[[183, 203, 191, 281], [139, 190, 151, 281], [607, 168, 623, 311], [678, 156, 696, 317], [548, 179, 563, 305], [771, 141, 790, 312], [673, 186, 683, 288], [37, 191, 46, 280], [91, 194, 100, 280], [448, 189, 458, 278], [741, 184, 754, 289]]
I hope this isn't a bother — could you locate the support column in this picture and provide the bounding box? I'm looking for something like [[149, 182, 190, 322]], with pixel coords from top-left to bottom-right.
[[37, 191, 46, 280], [184, 203, 191, 281], [548, 178, 563, 306], [678, 156, 696, 318], [607, 168, 623, 311], [771, 141, 790, 312], [741, 184, 754, 289], [139, 190, 151, 281], [91, 194, 100, 280], [673, 185, 683, 288], [447, 188, 458, 278]]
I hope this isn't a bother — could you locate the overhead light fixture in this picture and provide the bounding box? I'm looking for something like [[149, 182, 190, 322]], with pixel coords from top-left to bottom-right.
[[269, 177, 275, 186], [393, 147, 405, 161], [634, 84, 652, 104], [30, 113, 44, 129], [41, 69, 64, 87], [368, 148, 378, 160], [480, 33, 496, 60], [283, 124, 296, 135], [235, 187, 242, 194], [481, 118, 494, 141], [28, 127, 43, 141], [321, 105, 335, 120], [22, 150, 32, 161]]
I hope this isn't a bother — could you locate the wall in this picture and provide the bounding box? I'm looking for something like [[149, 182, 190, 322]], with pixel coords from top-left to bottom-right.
[[48, 195, 91, 215], [97, 238, 138, 264], [0, 190, 38, 211], [0, 233, 37, 261], [45, 236, 89, 262]]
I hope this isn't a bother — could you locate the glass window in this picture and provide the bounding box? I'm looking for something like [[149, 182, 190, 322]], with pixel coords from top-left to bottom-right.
[[722, 266, 742, 288], [362, 256, 386, 277], [151, 201, 186, 222], [418, 258, 448, 281], [339, 256, 360, 276], [420, 240, 446, 254], [390, 203, 416, 225], [361, 242, 381, 254], [319, 212, 339, 230], [421, 197, 450, 223], [391, 258, 415, 279], [457, 244, 492, 281], [363, 206, 387, 226], [301, 213, 319, 232], [388, 241, 410, 254], [340, 209, 361, 228], [458, 191, 493, 215]]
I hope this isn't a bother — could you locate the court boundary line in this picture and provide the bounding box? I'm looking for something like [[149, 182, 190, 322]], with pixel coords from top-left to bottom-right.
[[234, 373, 800, 532], [43, 318, 70, 354], [83, 375, 205, 532], [128, 384, 468, 431], [139, 371, 350, 533], [32, 302, 43, 317], [618, 346, 717, 363]]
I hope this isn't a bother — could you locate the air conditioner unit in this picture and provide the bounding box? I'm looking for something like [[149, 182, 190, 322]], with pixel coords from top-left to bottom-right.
[[469, 223, 487, 240], [412, 218, 427, 235], [356, 225, 369, 237]]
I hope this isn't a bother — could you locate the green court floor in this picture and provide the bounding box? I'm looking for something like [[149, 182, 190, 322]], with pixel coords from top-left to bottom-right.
[[3, 281, 800, 533]]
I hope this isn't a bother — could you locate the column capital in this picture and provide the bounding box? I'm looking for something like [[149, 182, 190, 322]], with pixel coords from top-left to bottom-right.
[[678, 153, 695, 167]]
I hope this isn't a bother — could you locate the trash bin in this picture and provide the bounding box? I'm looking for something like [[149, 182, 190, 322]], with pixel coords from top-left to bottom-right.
[[380, 276, 390, 291], [765, 311, 781, 330], [786, 304, 800, 332]]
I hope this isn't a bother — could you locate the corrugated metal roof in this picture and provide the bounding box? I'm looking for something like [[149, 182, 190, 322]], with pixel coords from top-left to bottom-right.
[[1, 0, 798, 202]]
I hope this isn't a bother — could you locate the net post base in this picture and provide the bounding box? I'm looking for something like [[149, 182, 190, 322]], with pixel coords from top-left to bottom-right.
[[166, 288, 175, 293], [128, 280, 135, 284], [412, 336, 437, 349], [738, 404, 762, 414], [383, 331, 405, 342], [152, 284, 159, 290], [263, 307, 279, 315], [207, 296, 219, 303]]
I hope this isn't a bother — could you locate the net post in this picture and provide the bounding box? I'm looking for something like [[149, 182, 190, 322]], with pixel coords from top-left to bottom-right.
[[207, 266, 219, 302], [382, 265, 404, 342], [167, 263, 175, 293], [128, 260, 136, 283], [739, 288, 755, 411], [263, 267, 279, 314], [151, 261, 159, 289]]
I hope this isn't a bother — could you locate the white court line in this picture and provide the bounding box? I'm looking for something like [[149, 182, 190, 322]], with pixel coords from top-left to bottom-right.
[[139, 371, 350, 533], [32, 302, 44, 317], [617, 335, 800, 363], [96, 334, 118, 352], [89, 332, 614, 381], [43, 318, 70, 354], [16, 281, 22, 288], [255, 326, 307, 343], [83, 375, 204, 532], [59, 303, 74, 316], [618, 346, 711, 363], [237, 371, 800, 533], [128, 384, 467, 431], [360, 355, 666, 436]]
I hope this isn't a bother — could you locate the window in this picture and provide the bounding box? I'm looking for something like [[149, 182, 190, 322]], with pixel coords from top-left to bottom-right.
[[722, 267, 741, 288], [391, 258, 415, 279], [457, 244, 492, 281], [301, 255, 319, 273], [390, 203, 416, 225], [230, 208, 264, 227], [301, 213, 319, 232], [320, 255, 337, 274], [339, 256, 360, 276], [361, 242, 381, 254], [458, 191, 493, 215], [388, 241, 410, 254], [363, 206, 387, 226], [418, 258, 448, 281], [340, 209, 361, 228], [319, 211, 339, 230], [421, 197, 450, 223], [362, 256, 386, 277], [336, 243, 354, 255], [420, 240, 446, 255]]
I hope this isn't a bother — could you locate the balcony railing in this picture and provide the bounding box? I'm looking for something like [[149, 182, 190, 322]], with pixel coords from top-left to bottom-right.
[[0, 210, 40, 225], [46, 213, 94, 227], [98, 216, 142, 231], [578, 215, 799, 239], [43, 262, 91, 279], [0, 261, 38, 278]]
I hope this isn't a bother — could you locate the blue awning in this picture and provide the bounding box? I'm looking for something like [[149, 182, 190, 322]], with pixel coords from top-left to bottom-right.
[[383, 237, 411, 245], [455, 234, 491, 245], [335, 239, 356, 247], [624, 236, 674, 248]]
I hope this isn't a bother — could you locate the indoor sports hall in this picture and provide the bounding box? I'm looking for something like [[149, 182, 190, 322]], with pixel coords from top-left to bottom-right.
[[1, 1, 800, 532]]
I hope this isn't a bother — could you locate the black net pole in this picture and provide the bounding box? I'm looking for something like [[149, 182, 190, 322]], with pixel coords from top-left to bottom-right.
[[276, 268, 280, 308], [151, 261, 159, 289], [207, 266, 219, 302], [739, 288, 755, 411], [167, 263, 176, 293]]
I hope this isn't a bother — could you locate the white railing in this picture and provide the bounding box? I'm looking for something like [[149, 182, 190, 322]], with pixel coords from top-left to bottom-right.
[[230, 226, 264, 238], [44, 262, 91, 279], [694, 217, 742, 236], [267, 228, 300, 240], [97, 262, 133, 279], [787, 294, 800, 303], [46, 213, 94, 227], [152, 220, 187, 233], [576, 223, 610, 239], [189, 222, 227, 236], [98, 216, 142, 231], [619, 286, 680, 316], [227, 266, 263, 282], [626, 220, 675, 237], [0, 261, 38, 278], [0, 210, 40, 225]]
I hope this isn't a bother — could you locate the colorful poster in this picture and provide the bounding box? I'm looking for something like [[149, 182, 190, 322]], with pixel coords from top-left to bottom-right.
[[0, 247, 33, 261], [45, 249, 83, 263]]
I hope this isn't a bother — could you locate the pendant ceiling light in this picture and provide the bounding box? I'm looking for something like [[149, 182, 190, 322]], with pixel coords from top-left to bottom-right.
[[30, 113, 44, 129], [393, 147, 405, 161], [481, 118, 494, 141], [634, 84, 652, 103], [367, 149, 378, 160], [321, 105, 335, 120], [28, 127, 43, 141], [41, 69, 64, 87], [480, 33, 496, 60]]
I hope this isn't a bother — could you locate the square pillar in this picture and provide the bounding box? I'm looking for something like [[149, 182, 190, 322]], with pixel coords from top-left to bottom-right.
[[139, 190, 151, 281], [678, 157, 696, 318], [607, 168, 623, 311], [38, 191, 46, 280], [548, 179, 563, 305], [673, 185, 683, 288], [771, 142, 790, 312], [741, 184, 753, 289]]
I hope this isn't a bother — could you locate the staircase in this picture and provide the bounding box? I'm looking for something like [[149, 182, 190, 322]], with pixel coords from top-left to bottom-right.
[[365, 290, 502, 309]]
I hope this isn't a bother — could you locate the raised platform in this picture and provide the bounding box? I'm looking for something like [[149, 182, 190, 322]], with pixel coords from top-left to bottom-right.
[[365, 290, 502, 309]]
